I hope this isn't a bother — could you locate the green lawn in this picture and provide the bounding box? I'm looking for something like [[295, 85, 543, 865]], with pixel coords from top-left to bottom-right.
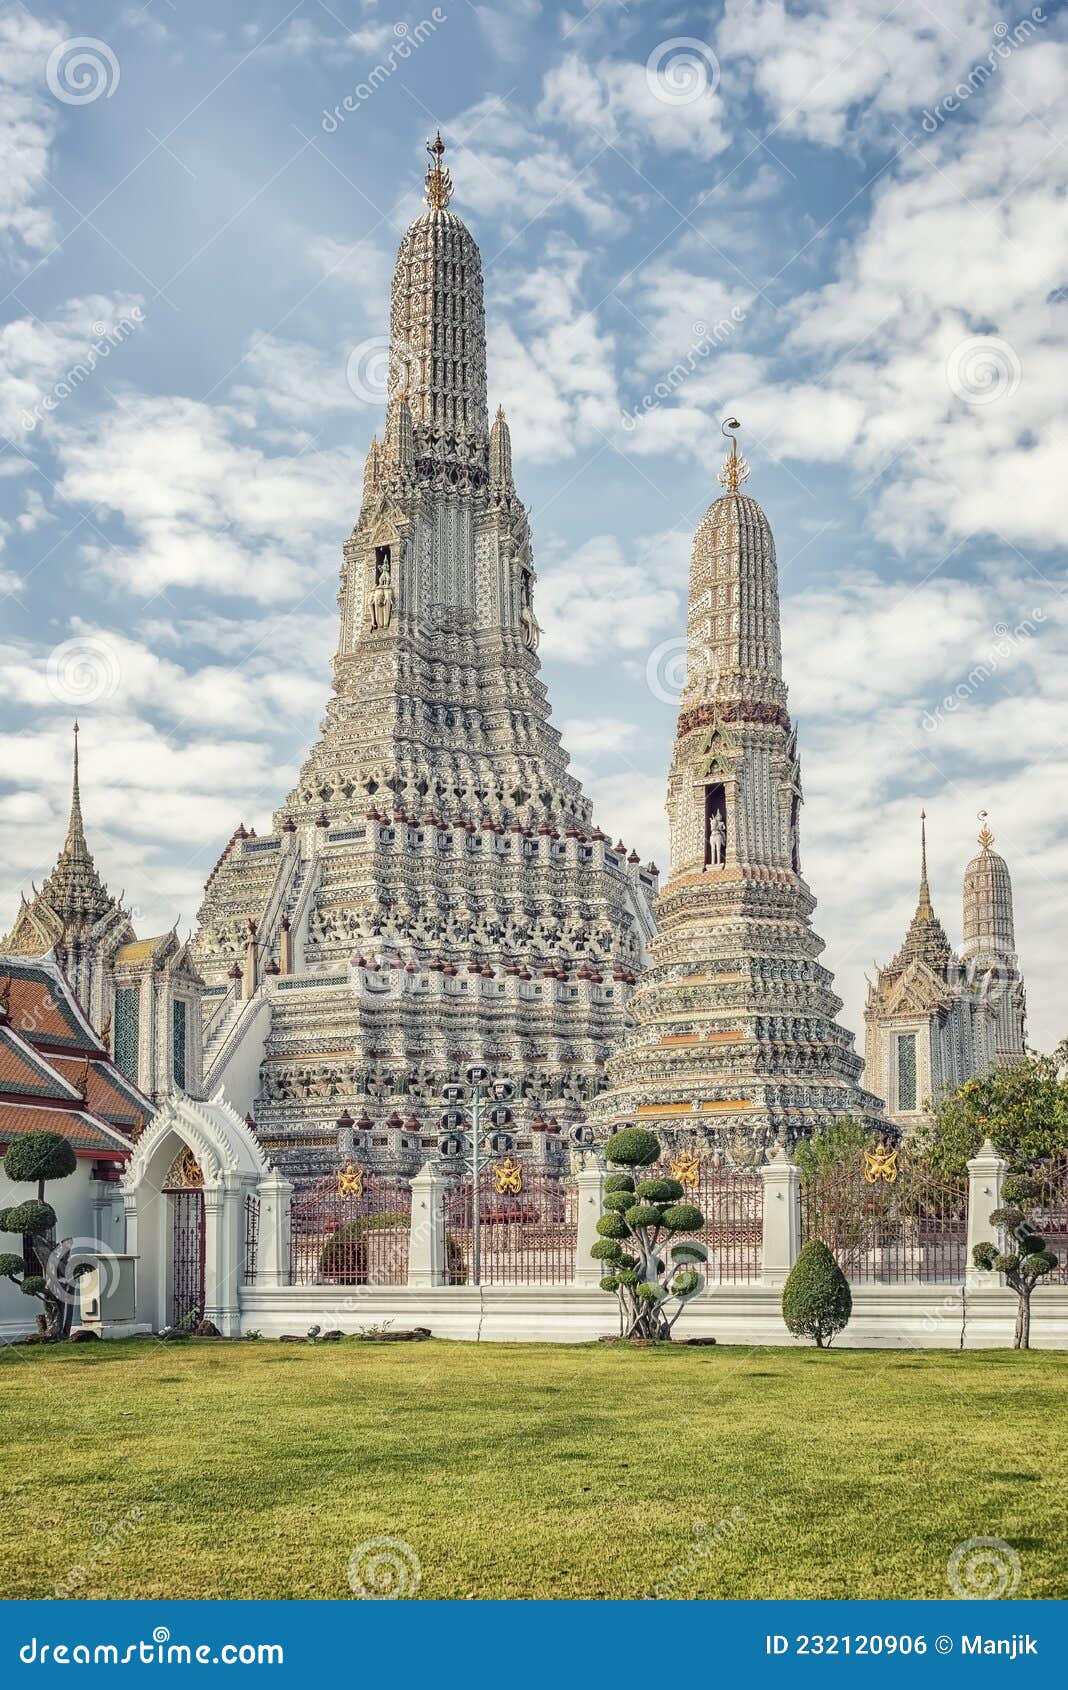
[[1, 1338, 1064, 1600]]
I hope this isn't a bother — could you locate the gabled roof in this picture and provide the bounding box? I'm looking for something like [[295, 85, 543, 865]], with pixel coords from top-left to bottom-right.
[[0, 952, 151, 1156], [0, 1101, 132, 1156], [0, 953, 102, 1053]]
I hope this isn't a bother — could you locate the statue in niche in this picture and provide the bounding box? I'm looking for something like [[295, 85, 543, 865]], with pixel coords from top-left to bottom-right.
[[708, 811, 726, 866], [370, 554, 395, 630], [518, 572, 540, 651]]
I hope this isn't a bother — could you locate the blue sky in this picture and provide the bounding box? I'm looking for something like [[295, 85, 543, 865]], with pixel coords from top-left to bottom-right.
[[0, 0, 1065, 1055]]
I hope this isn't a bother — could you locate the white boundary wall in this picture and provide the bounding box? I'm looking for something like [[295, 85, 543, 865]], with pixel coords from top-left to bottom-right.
[[236, 1280, 1068, 1350]]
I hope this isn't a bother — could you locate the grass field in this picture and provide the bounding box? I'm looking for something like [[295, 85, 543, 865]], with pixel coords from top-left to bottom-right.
[[1, 1338, 1065, 1600]]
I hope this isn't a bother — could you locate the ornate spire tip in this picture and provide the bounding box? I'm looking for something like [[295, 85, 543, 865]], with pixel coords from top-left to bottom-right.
[[977, 809, 995, 850], [717, 416, 750, 493], [425, 130, 453, 210]]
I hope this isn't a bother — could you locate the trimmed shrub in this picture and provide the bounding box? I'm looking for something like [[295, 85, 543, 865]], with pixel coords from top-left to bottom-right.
[[782, 1239, 852, 1348], [636, 1178, 684, 1203], [604, 1173, 636, 1193], [3, 1132, 76, 1189], [661, 1203, 703, 1234], [604, 1127, 660, 1168]]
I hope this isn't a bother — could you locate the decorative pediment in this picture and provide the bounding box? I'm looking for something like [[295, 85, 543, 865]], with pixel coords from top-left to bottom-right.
[[881, 958, 952, 1017]]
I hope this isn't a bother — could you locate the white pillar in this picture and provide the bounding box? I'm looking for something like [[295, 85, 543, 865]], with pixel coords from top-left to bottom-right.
[[966, 1137, 1006, 1287], [408, 1165, 447, 1287], [255, 1171, 293, 1288], [202, 1177, 243, 1336], [760, 1146, 800, 1287], [573, 1163, 605, 1286]]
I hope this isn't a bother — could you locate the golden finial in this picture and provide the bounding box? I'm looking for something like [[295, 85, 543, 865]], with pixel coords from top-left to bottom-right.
[[425, 131, 453, 210], [717, 416, 750, 492], [977, 809, 995, 850]]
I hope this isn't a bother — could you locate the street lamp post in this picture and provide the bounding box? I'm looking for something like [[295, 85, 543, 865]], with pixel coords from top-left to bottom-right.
[[441, 1067, 517, 1287]]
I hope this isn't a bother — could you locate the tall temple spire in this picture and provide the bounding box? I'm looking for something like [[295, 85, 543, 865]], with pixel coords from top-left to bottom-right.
[[591, 427, 883, 1151], [917, 807, 932, 912], [889, 808, 952, 976], [66, 721, 87, 855]]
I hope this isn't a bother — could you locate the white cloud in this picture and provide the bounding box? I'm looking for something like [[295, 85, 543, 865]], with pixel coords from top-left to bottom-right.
[[0, 12, 66, 258], [538, 47, 729, 159], [449, 99, 616, 232], [52, 393, 353, 601], [716, 0, 1006, 145], [0, 294, 144, 439], [537, 530, 688, 662]]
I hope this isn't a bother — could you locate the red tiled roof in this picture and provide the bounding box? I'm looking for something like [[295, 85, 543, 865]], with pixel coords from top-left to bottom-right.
[[0, 1026, 81, 1102], [0, 958, 100, 1053], [50, 1053, 148, 1131], [0, 1102, 132, 1156]]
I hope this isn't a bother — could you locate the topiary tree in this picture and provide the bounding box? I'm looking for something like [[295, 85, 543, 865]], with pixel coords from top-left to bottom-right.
[[781, 1239, 852, 1348], [0, 1132, 81, 1340], [971, 1174, 1061, 1349], [592, 1126, 707, 1341]]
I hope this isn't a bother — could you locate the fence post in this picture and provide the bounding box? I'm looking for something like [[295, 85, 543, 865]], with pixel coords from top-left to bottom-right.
[[573, 1162, 606, 1287], [255, 1171, 293, 1287], [408, 1164, 447, 1287], [966, 1137, 1006, 1286], [760, 1146, 801, 1287]]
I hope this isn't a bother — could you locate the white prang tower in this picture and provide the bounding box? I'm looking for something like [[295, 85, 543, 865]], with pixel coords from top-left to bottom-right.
[[591, 424, 883, 1156], [191, 137, 657, 1181]]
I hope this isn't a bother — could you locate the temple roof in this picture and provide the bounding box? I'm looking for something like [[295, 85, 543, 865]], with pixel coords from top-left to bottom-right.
[[38, 724, 117, 929], [887, 811, 952, 979]]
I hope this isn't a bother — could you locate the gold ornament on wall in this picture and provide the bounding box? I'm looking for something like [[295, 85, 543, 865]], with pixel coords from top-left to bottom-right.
[[863, 1143, 899, 1184], [337, 1163, 364, 1198], [668, 1149, 702, 1189], [493, 1157, 523, 1195]]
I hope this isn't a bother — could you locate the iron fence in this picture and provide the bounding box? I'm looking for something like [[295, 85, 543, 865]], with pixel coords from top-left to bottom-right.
[[651, 1148, 764, 1283], [290, 1166, 412, 1286], [443, 1162, 577, 1285], [1031, 1152, 1068, 1284], [243, 1193, 260, 1285], [801, 1155, 967, 1283]]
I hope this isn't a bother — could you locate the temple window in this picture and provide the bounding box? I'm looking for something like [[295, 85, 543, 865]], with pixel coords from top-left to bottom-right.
[[114, 987, 140, 1081], [896, 1032, 917, 1111]]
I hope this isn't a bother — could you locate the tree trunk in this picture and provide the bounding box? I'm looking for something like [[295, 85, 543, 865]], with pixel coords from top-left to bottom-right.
[[1017, 1291, 1031, 1351]]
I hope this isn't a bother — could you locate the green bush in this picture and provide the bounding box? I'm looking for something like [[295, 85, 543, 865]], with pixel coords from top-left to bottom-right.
[[636, 1178, 684, 1203], [0, 1199, 56, 1235], [3, 1133, 77, 1188], [318, 1212, 408, 1282], [624, 1204, 663, 1229], [661, 1203, 703, 1234], [596, 1212, 629, 1240], [782, 1240, 852, 1348], [602, 1191, 634, 1214], [604, 1173, 636, 1193], [605, 1128, 660, 1168], [590, 1239, 624, 1262], [0, 1252, 26, 1278]]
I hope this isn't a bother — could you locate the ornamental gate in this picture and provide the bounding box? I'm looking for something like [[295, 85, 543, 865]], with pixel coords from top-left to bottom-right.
[[801, 1149, 967, 1283], [290, 1165, 412, 1286], [1032, 1152, 1068, 1284], [651, 1148, 763, 1283], [163, 1146, 205, 1327], [167, 1191, 205, 1326], [443, 1162, 577, 1285]]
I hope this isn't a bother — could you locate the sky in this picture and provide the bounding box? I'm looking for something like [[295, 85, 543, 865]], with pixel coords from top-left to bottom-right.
[[0, 0, 1065, 1059]]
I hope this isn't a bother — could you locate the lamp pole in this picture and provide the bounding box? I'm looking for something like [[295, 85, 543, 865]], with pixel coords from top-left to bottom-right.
[[441, 1067, 516, 1288]]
